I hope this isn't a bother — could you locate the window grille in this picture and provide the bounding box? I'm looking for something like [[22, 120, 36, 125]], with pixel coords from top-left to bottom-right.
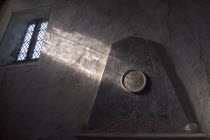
[[32, 21, 48, 59], [17, 20, 48, 61], [17, 24, 36, 61]]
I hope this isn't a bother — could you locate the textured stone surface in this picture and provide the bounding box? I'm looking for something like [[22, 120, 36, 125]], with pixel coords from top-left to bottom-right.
[[0, 0, 210, 140], [89, 37, 188, 129]]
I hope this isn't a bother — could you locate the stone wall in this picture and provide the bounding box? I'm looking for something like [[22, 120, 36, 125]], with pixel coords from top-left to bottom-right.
[[0, 0, 210, 140]]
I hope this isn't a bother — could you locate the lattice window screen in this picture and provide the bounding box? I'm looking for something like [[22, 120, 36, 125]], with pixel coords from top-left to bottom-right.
[[17, 20, 48, 61], [32, 21, 48, 59], [17, 24, 36, 61]]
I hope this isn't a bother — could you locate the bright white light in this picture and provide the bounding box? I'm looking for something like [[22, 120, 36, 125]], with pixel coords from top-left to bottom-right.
[[32, 21, 49, 59], [42, 27, 110, 81], [17, 24, 36, 61]]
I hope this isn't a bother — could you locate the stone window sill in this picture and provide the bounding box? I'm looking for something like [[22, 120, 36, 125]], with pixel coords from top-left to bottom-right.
[[0, 59, 39, 69]]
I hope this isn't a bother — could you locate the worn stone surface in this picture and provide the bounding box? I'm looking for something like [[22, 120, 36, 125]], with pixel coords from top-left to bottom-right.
[[89, 37, 188, 129], [0, 0, 210, 140]]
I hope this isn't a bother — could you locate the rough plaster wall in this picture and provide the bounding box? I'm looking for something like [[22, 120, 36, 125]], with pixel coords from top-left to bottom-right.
[[0, 0, 12, 43], [0, 0, 210, 140]]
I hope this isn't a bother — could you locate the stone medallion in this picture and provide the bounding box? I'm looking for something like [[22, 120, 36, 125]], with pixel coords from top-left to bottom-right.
[[121, 70, 147, 93]]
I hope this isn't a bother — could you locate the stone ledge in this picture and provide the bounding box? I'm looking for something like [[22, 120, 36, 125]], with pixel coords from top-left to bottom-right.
[[76, 133, 207, 140]]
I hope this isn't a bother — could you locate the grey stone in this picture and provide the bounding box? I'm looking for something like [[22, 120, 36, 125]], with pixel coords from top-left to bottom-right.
[[89, 37, 188, 129], [0, 0, 210, 140]]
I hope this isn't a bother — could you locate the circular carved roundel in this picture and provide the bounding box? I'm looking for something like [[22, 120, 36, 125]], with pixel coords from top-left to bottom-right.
[[121, 70, 147, 93]]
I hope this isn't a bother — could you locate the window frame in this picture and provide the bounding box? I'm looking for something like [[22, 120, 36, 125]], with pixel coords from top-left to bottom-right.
[[16, 18, 48, 63]]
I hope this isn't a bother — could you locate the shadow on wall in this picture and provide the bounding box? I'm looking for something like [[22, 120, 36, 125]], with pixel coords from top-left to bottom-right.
[[154, 43, 199, 129], [0, 52, 102, 140], [49, 0, 144, 45]]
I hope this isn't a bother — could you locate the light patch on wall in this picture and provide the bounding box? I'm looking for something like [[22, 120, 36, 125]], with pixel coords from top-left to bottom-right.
[[41, 27, 110, 81]]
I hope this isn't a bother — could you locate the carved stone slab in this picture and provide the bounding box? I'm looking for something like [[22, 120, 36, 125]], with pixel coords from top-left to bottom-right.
[[89, 37, 189, 130]]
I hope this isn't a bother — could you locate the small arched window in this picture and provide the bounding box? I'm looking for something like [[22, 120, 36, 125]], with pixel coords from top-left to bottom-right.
[[17, 20, 48, 61]]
